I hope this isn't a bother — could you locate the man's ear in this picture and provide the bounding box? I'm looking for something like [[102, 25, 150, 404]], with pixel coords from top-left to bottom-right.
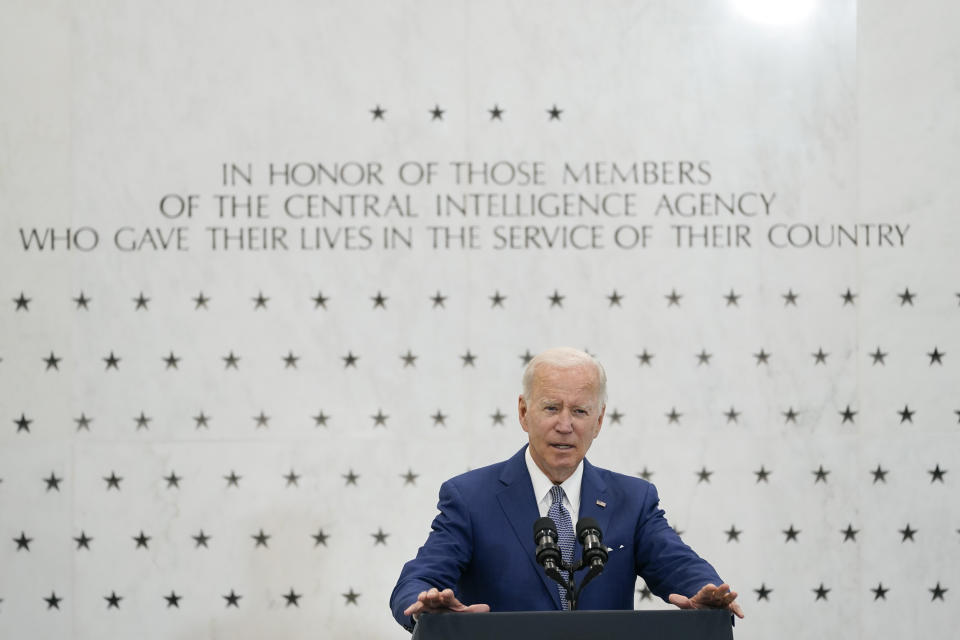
[[518, 395, 529, 432], [594, 404, 606, 436]]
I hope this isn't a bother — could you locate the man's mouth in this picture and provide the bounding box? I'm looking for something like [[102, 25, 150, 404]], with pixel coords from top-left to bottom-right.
[[551, 444, 574, 450]]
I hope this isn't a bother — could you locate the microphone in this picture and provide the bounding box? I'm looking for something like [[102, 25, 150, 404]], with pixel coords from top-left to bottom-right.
[[533, 517, 561, 572], [575, 517, 608, 569]]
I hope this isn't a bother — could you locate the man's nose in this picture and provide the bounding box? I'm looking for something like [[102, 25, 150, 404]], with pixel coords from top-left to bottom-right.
[[555, 410, 574, 431]]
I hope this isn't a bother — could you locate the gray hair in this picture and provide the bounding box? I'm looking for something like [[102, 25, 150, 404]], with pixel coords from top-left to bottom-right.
[[521, 347, 607, 406]]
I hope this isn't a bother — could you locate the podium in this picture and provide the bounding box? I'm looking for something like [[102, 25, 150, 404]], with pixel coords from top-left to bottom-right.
[[412, 609, 733, 640]]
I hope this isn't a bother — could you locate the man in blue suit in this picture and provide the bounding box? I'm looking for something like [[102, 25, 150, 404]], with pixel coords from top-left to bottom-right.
[[390, 347, 743, 630]]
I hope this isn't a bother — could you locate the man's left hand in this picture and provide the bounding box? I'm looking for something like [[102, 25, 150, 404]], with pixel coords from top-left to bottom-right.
[[668, 583, 744, 619]]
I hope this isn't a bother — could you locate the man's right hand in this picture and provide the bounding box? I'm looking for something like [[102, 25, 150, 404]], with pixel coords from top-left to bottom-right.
[[403, 587, 490, 620]]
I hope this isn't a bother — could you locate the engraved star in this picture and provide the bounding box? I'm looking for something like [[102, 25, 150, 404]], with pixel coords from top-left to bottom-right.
[[490, 409, 506, 426], [75, 413, 92, 431], [283, 588, 302, 607], [460, 350, 477, 367], [490, 290, 506, 308], [430, 291, 447, 308], [696, 467, 713, 483], [371, 410, 388, 427], [724, 406, 741, 423], [74, 531, 93, 550], [284, 469, 301, 487], [134, 411, 151, 430], [14, 531, 32, 551], [840, 288, 857, 305], [311, 291, 329, 309], [224, 471, 241, 487], [371, 291, 388, 309], [371, 528, 389, 545], [548, 289, 565, 308], [370, 105, 385, 120], [312, 529, 329, 546], [401, 469, 419, 485], [607, 290, 623, 306], [74, 291, 91, 309], [519, 349, 534, 366], [342, 351, 359, 368], [13, 292, 31, 311], [929, 582, 948, 601], [724, 289, 741, 306], [104, 472, 122, 490], [754, 466, 771, 483], [812, 465, 830, 483], [898, 404, 915, 423], [665, 289, 682, 306], [312, 410, 330, 427], [193, 530, 211, 548], [194, 411, 210, 429], [639, 467, 654, 481], [164, 591, 182, 608], [400, 350, 418, 367], [897, 287, 916, 306], [223, 590, 242, 607], [343, 470, 359, 486], [222, 351, 240, 369], [636, 350, 654, 366], [783, 525, 800, 542], [163, 351, 181, 369], [927, 347, 945, 365], [871, 583, 888, 600], [724, 525, 742, 542], [899, 523, 917, 542], [43, 351, 62, 371], [839, 405, 857, 424], [871, 464, 889, 483], [754, 584, 772, 601], [869, 347, 888, 365], [840, 524, 859, 542], [928, 464, 947, 483], [163, 471, 182, 489], [193, 292, 210, 309], [253, 411, 270, 429], [547, 104, 562, 120], [103, 351, 121, 370], [488, 104, 504, 120], [133, 530, 151, 549], [44, 471, 63, 491], [252, 291, 269, 309], [343, 588, 360, 605], [431, 410, 447, 426], [429, 104, 445, 121], [813, 583, 830, 601], [14, 413, 32, 433], [608, 409, 624, 424], [695, 349, 712, 366], [782, 407, 799, 423], [638, 586, 653, 601], [282, 350, 299, 369], [133, 292, 150, 310], [812, 348, 828, 364], [44, 591, 62, 609], [782, 289, 799, 306], [753, 349, 771, 365], [104, 591, 122, 609], [252, 529, 270, 548], [666, 407, 682, 424]]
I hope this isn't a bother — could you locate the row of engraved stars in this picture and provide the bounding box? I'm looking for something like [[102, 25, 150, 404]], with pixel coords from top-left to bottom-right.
[[10, 402, 960, 433], [0, 581, 951, 612], [2, 345, 954, 374], [0, 463, 949, 493], [8, 287, 959, 312]]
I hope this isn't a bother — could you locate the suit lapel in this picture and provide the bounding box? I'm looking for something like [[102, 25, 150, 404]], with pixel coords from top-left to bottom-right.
[[496, 447, 563, 609]]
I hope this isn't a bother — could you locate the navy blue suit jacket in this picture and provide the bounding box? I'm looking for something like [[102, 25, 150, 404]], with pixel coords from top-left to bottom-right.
[[390, 446, 722, 629]]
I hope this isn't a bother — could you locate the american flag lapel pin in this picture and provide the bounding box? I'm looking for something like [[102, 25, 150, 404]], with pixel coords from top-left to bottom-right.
[[596, 499, 606, 508]]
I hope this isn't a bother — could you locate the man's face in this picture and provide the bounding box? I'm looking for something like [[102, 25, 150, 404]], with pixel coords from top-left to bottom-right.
[[519, 363, 605, 484]]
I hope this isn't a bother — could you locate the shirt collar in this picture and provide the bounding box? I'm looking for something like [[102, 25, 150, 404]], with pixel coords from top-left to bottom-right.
[[524, 445, 583, 518]]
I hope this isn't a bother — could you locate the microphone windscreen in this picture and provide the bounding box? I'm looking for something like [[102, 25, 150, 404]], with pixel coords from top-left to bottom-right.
[[533, 516, 558, 540], [576, 517, 601, 541]]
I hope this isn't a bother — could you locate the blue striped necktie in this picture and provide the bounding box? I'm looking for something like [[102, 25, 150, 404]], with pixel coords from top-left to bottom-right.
[[548, 484, 575, 609]]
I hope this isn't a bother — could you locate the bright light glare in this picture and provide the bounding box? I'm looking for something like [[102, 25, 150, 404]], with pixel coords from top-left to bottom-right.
[[731, 0, 817, 26]]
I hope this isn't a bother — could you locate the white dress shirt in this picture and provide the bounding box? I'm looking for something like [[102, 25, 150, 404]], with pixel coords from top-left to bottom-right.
[[525, 446, 583, 521]]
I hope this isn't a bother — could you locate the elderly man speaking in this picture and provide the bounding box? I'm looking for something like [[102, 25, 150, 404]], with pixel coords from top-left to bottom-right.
[[390, 347, 743, 631]]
